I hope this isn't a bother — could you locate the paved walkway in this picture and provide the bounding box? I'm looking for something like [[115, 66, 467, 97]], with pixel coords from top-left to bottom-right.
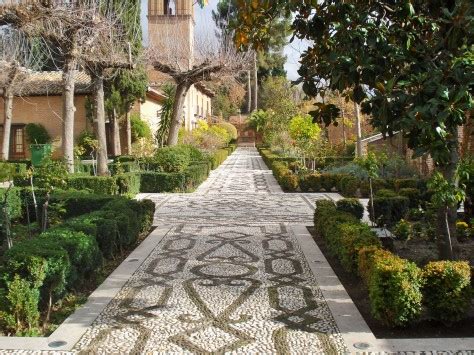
[[73, 148, 347, 354]]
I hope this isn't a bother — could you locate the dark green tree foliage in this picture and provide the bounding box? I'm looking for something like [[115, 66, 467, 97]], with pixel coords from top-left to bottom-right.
[[104, 0, 147, 122], [214, 0, 289, 81], [233, 0, 473, 259]]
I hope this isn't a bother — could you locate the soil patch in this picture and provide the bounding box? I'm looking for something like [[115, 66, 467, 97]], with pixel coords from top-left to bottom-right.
[[307, 226, 474, 339]]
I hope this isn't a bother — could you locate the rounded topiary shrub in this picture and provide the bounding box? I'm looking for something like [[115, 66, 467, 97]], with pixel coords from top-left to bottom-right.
[[336, 198, 364, 220], [422, 261, 472, 324], [216, 122, 238, 141], [154, 146, 191, 173]]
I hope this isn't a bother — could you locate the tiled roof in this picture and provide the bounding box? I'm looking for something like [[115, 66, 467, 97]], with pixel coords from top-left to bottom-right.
[[15, 71, 92, 96]]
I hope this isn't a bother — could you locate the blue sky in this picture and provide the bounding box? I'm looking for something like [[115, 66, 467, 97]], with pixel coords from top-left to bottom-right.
[[140, 0, 304, 80]]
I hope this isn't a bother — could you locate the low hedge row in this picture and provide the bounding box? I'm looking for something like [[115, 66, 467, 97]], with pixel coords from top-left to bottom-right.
[[314, 201, 472, 327], [210, 149, 230, 169], [0, 193, 155, 334]]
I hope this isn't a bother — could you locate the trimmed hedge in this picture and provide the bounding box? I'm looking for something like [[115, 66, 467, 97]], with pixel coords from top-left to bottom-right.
[[50, 191, 115, 218], [211, 149, 229, 169], [139, 172, 186, 193], [422, 261, 472, 324], [336, 198, 364, 220], [314, 200, 381, 272], [67, 176, 118, 195], [154, 146, 191, 173], [2, 238, 71, 303], [0, 187, 22, 221], [116, 173, 141, 196], [40, 229, 102, 286], [369, 196, 410, 227], [365, 249, 423, 326], [272, 162, 298, 192]]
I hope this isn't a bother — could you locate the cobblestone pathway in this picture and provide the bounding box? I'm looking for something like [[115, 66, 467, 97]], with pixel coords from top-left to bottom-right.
[[73, 148, 347, 354]]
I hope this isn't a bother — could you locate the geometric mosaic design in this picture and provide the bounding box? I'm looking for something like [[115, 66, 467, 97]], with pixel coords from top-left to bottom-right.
[[71, 147, 348, 353], [73, 224, 346, 354]]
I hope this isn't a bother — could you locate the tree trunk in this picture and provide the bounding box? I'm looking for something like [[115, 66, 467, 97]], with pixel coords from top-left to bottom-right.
[[252, 52, 258, 111], [1, 89, 13, 161], [62, 59, 77, 173], [111, 108, 122, 156], [167, 82, 189, 146], [341, 107, 346, 148], [247, 70, 252, 113], [354, 101, 363, 157], [437, 134, 460, 260], [125, 110, 132, 155], [92, 71, 109, 176]]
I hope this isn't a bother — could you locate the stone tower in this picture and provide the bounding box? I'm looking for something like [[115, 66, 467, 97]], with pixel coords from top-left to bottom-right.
[[148, 0, 195, 70]]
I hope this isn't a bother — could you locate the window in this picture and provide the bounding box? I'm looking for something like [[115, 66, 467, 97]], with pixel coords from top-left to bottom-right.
[[14, 128, 23, 154]]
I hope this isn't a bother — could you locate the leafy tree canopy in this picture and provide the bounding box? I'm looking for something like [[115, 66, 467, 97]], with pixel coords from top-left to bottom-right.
[[233, 0, 474, 166]]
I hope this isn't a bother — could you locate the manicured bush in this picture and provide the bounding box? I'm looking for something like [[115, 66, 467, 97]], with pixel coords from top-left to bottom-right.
[[339, 175, 361, 197], [0, 187, 22, 221], [357, 246, 392, 284], [367, 251, 423, 326], [40, 229, 103, 286], [216, 122, 238, 141], [139, 172, 186, 193], [3, 238, 71, 304], [0, 276, 40, 335], [333, 222, 381, 272], [272, 161, 298, 192], [299, 173, 321, 192], [155, 146, 191, 172], [375, 189, 397, 197], [336, 198, 364, 220], [211, 149, 229, 169], [422, 261, 472, 324], [67, 176, 118, 195], [50, 191, 115, 218], [394, 178, 421, 191], [184, 163, 210, 190], [314, 199, 338, 231], [109, 161, 141, 175], [369, 196, 410, 227], [116, 173, 141, 196], [360, 178, 393, 197], [398, 188, 421, 208]]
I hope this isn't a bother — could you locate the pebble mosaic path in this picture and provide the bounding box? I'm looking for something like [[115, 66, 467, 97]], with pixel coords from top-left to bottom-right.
[[72, 148, 348, 354]]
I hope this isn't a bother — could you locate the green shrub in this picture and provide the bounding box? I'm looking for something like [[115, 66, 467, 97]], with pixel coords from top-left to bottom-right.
[[375, 189, 397, 197], [360, 178, 393, 197], [109, 161, 141, 175], [357, 246, 390, 284], [25, 123, 51, 144], [333, 222, 381, 272], [422, 261, 472, 324], [40, 229, 103, 286], [0, 276, 40, 335], [339, 175, 361, 197], [393, 219, 412, 240], [368, 251, 423, 326], [216, 122, 238, 140], [398, 188, 421, 208], [67, 176, 118, 195], [336, 198, 364, 220], [394, 178, 420, 191], [184, 163, 209, 190], [136, 199, 155, 234], [50, 191, 115, 218], [314, 199, 337, 231], [299, 173, 321, 192], [272, 162, 298, 192], [211, 149, 229, 169], [369, 196, 410, 227], [131, 114, 152, 142], [116, 173, 141, 196], [3, 238, 71, 304], [155, 146, 191, 173], [139, 172, 186, 193], [0, 187, 22, 221]]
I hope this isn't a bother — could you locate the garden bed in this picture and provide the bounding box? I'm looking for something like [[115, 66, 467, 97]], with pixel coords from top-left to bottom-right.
[[308, 226, 474, 338]]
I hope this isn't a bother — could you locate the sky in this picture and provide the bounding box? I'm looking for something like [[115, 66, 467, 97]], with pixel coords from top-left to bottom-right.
[[140, 0, 304, 80]]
